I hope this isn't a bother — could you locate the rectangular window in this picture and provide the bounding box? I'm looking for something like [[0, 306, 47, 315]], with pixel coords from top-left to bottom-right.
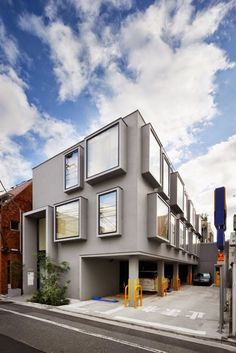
[[87, 124, 119, 178], [179, 221, 185, 249], [170, 214, 176, 246], [177, 176, 184, 211], [55, 200, 80, 240], [150, 131, 161, 185], [156, 196, 169, 239], [163, 156, 170, 197], [184, 193, 188, 219], [98, 190, 117, 235], [65, 149, 79, 190], [10, 220, 19, 231]]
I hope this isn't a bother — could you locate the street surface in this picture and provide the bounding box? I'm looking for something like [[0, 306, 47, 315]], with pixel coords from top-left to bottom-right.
[[0, 302, 234, 353]]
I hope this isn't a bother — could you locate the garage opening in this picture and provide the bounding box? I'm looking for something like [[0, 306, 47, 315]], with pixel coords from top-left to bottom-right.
[[179, 264, 188, 284]]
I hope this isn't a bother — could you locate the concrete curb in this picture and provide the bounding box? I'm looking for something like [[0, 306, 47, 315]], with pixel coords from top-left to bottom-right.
[[1, 296, 236, 349]]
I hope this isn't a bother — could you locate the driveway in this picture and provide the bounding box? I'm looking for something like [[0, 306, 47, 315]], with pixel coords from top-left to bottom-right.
[[55, 285, 222, 339]]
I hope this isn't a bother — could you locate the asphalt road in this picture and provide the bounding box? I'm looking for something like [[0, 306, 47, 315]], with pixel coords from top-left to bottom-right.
[[0, 302, 235, 353]]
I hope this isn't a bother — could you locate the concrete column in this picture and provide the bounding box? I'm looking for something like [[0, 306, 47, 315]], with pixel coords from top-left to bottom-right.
[[128, 256, 139, 306], [187, 264, 192, 285], [158, 260, 164, 296], [173, 263, 179, 290]]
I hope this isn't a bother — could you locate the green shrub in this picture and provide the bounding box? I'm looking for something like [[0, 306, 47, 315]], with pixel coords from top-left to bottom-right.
[[30, 253, 70, 306]]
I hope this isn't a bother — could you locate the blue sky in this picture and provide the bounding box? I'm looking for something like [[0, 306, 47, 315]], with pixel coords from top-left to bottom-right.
[[0, 0, 236, 236]]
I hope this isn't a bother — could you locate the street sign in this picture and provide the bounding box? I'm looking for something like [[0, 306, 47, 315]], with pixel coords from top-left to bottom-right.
[[214, 187, 227, 250], [217, 251, 224, 263], [214, 187, 226, 229]]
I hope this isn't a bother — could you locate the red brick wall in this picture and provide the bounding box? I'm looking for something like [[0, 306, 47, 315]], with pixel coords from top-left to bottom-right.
[[0, 183, 32, 294]]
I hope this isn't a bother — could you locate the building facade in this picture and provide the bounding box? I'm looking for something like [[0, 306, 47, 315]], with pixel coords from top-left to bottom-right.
[[0, 180, 32, 294], [23, 111, 201, 302]]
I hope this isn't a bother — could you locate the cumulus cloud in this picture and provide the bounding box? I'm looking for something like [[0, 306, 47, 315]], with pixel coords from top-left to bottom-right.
[[179, 135, 236, 238], [0, 19, 19, 65], [0, 65, 81, 187], [18, 0, 235, 163]]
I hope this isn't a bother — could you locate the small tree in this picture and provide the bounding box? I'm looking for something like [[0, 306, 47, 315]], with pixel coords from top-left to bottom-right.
[[30, 253, 70, 306]]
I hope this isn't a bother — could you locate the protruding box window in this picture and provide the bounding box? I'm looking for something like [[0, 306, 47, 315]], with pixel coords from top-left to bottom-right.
[[64, 146, 83, 193], [170, 172, 184, 214], [178, 220, 185, 249], [85, 120, 127, 185], [97, 187, 122, 237], [147, 193, 169, 242], [142, 124, 162, 188], [54, 197, 87, 242], [170, 214, 176, 246], [187, 200, 196, 230], [163, 156, 170, 197]]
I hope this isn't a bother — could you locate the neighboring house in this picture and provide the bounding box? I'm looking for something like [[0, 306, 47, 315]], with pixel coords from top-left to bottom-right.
[[23, 111, 202, 303], [201, 217, 214, 243], [0, 180, 32, 295]]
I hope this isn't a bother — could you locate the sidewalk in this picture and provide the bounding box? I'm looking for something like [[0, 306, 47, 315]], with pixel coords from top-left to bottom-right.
[[1, 285, 235, 344]]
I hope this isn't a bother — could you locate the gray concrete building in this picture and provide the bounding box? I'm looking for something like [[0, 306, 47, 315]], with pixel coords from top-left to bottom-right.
[[23, 110, 202, 302]]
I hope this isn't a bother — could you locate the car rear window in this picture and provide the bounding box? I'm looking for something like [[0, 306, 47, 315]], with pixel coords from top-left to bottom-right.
[[202, 273, 210, 278]]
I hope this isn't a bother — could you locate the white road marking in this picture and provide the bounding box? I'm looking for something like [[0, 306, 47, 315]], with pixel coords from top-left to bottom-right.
[[115, 316, 206, 336], [161, 309, 180, 317], [0, 308, 168, 353], [185, 311, 205, 320], [142, 306, 160, 313]]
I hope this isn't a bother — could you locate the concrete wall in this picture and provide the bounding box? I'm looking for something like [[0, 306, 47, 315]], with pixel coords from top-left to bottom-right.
[[23, 216, 38, 294], [198, 242, 218, 278], [80, 257, 119, 300]]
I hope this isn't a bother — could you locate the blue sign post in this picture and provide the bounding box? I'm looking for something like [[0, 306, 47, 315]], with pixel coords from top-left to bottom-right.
[[214, 187, 226, 250]]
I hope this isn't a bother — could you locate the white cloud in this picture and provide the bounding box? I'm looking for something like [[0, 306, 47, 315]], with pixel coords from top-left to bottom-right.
[[0, 137, 32, 190], [91, 0, 235, 163], [179, 135, 236, 239], [19, 1, 235, 162], [0, 19, 19, 65], [0, 65, 81, 187], [34, 115, 81, 158], [0, 65, 38, 137]]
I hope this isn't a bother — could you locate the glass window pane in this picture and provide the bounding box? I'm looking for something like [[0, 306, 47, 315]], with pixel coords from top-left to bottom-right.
[[177, 176, 184, 211], [179, 221, 184, 248], [150, 132, 161, 184], [65, 150, 78, 189], [99, 191, 117, 234], [163, 158, 169, 196], [184, 193, 188, 218], [170, 215, 176, 245], [156, 197, 169, 239], [56, 201, 80, 239], [87, 125, 119, 178]]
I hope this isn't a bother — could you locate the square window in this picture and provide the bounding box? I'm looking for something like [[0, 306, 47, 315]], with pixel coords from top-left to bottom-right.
[[147, 193, 169, 242], [55, 198, 87, 241], [85, 121, 127, 185], [87, 125, 119, 178], [10, 220, 19, 231], [142, 125, 162, 188], [97, 187, 122, 237], [156, 196, 169, 239]]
